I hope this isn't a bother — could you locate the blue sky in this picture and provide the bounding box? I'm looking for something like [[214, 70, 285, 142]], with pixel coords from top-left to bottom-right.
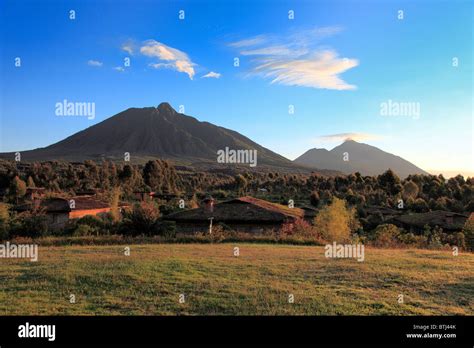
[[0, 0, 472, 176]]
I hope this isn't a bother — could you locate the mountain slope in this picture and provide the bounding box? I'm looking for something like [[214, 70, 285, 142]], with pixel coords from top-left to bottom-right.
[[294, 140, 429, 178], [0, 103, 297, 169]]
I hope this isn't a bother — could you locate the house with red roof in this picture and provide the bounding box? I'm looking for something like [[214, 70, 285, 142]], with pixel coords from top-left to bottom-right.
[[164, 196, 308, 234]]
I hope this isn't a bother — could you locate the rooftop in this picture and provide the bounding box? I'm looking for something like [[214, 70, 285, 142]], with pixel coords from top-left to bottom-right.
[[165, 196, 305, 223], [391, 210, 468, 231]]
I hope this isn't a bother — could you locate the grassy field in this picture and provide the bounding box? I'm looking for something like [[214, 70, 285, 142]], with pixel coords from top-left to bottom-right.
[[0, 243, 473, 315]]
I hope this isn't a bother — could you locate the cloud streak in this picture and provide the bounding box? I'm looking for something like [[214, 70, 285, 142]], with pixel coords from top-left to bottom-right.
[[121, 41, 135, 55], [202, 71, 221, 79], [317, 133, 382, 142], [140, 40, 195, 79], [87, 60, 103, 67], [230, 26, 358, 90]]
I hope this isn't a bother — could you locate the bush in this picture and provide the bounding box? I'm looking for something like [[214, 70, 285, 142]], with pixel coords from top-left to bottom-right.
[[281, 218, 319, 240], [442, 232, 466, 249], [10, 211, 49, 238], [372, 224, 401, 248], [8, 176, 27, 202], [108, 186, 121, 222], [462, 220, 474, 251], [313, 197, 355, 243], [0, 203, 10, 240], [73, 224, 100, 236], [402, 181, 419, 200], [425, 225, 444, 249], [211, 190, 228, 199], [158, 203, 179, 216], [76, 215, 105, 229], [206, 223, 233, 243], [72, 215, 111, 236], [397, 232, 427, 247], [412, 198, 429, 213], [151, 220, 177, 238], [121, 201, 160, 236], [310, 192, 320, 207]]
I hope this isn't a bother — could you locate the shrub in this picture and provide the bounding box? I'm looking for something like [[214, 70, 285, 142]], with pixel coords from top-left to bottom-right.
[[207, 223, 233, 243], [397, 232, 427, 247], [412, 198, 429, 213], [426, 226, 444, 249], [281, 218, 319, 240], [10, 211, 49, 238], [121, 201, 160, 236], [76, 215, 105, 229], [151, 220, 177, 238], [443, 232, 466, 249], [462, 221, 474, 251], [211, 190, 228, 199], [350, 233, 366, 245], [310, 191, 320, 207], [73, 224, 100, 236], [8, 176, 27, 203], [313, 197, 354, 243], [372, 224, 401, 248], [0, 203, 10, 240], [402, 181, 419, 200], [71, 215, 110, 236], [108, 186, 121, 222], [158, 203, 179, 216]]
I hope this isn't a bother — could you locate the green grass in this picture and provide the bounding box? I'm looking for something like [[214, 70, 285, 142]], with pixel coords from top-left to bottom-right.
[[0, 243, 472, 315]]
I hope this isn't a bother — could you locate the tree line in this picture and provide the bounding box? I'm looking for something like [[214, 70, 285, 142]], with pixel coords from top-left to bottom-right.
[[1, 160, 472, 215]]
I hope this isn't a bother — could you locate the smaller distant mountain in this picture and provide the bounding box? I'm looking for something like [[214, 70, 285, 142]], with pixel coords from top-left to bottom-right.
[[294, 139, 429, 178]]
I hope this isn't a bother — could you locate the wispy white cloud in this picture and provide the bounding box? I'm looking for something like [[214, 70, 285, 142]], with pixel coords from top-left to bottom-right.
[[317, 133, 382, 142], [230, 26, 358, 90], [202, 71, 221, 79], [121, 40, 135, 55], [113, 66, 125, 72], [140, 40, 195, 79], [87, 60, 103, 67], [229, 35, 267, 48], [254, 50, 358, 90], [241, 45, 302, 57]]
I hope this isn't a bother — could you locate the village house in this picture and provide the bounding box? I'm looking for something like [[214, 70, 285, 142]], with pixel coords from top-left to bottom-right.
[[365, 205, 404, 219], [164, 196, 309, 234], [389, 210, 469, 233], [133, 191, 156, 201], [14, 196, 118, 230], [133, 191, 178, 201], [25, 187, 46, 201]]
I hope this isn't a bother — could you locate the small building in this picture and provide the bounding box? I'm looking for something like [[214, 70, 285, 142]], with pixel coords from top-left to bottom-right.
[[133, 191, 156, 201], [164, 196, 306, 234], [365, 205, 404, 219], [390, 210, 469, 233], [363, 205, 404, 229], [14, 196, 114, 230], [25, 187, 46, 201], [67, 196, 112, 219], [133, 191, 178, 201], [74, 189, 100, 196]]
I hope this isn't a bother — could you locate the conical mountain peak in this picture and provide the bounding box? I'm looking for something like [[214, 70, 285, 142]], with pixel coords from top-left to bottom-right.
[[3, 104, 293, 169], [157, 102, 175, 114]]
